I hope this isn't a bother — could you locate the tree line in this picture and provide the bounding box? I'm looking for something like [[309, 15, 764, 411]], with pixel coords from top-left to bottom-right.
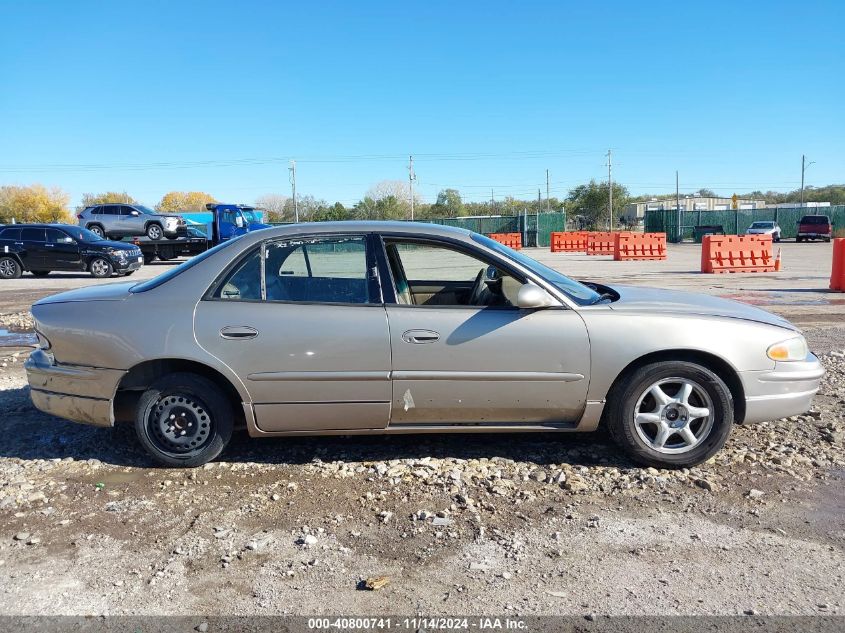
[[3, 181, 842, 227]]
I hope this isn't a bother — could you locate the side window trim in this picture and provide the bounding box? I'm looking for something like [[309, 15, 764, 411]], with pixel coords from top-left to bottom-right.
[[207, 233, 382, 306]]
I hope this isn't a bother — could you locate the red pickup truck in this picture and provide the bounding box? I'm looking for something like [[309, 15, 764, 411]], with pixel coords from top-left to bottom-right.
[[796, 215, 833, 242]]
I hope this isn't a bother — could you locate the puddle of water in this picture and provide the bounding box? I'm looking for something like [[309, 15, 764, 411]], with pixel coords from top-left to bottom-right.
[[0, 328, 37, 347]]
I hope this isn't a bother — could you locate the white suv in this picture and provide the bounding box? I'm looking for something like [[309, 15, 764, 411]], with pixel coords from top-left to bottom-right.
[[77, 204, 187, 240]]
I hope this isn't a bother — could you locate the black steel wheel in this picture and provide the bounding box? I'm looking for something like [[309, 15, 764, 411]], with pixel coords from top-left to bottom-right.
[[134, 372, 233, 467]]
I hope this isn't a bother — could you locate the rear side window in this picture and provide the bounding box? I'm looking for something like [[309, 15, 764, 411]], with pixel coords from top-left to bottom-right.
[[103, 205, 119, 215], [802, 216, 830, 225], [21, 228, 45, 242], [213, 236, 371, 304], [0, 228, 21, 240]]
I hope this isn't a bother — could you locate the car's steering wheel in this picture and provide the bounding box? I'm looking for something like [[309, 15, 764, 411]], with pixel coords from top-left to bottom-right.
[[468, 268, 486, 306]]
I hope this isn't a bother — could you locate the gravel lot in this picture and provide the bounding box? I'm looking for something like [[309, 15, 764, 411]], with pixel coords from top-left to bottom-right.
[[0, 243, 842, 617]]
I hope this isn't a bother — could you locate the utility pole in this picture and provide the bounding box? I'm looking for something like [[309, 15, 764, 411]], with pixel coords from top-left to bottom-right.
[[408, 155, 416, 221], [491, 188, 494, 212], [676, 170, 681, 242], [288, 160, 298, 222], [607, 150, 613, 231], [545, 169, 550, 212], [800, 154, 817, 207]]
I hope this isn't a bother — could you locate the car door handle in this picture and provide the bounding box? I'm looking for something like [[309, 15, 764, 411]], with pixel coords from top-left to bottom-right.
[[402, 329, 440, 344], [220, 326, 259, 340]]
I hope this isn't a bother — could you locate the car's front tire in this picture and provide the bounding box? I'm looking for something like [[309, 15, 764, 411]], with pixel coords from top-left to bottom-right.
[[605, 361, 733, 468], [89, 257, 113, 278], [134, 372, 233, 467], [146, 223, 164, 240], [0, 256, 22, 279]]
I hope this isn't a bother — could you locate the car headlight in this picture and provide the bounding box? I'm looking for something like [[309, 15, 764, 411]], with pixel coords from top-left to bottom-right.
[[767, 336, 809, 362]]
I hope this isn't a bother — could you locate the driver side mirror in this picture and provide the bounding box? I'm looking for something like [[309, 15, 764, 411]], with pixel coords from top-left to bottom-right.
[[130, 210, 140, 217], [235, 216, 245, 228], [517, 283, 557, 309]]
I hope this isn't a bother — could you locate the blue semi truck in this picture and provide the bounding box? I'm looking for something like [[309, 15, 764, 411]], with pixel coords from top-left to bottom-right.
[[132, 203, 271, 263]]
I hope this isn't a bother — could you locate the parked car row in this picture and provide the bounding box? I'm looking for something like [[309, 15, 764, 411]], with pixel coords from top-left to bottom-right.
[[0, 224, 143, 279], [743, 215, 834, 242]]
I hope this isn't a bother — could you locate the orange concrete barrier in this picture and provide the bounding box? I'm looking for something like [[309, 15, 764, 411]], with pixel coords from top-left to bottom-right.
[[614, 232, 667, 261], [487, 232, 522, 250], [701, 234, 774, 274], [550, 231, 588, 252], [831, 239, 845, 291], [586, 231, 616, 256]]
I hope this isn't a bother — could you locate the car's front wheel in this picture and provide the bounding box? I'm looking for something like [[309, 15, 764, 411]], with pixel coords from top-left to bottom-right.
[[605, 361, 733, 468], [146, 223, 164, 240], [134, 372, 233, 467], [89, 257, 113, 278]]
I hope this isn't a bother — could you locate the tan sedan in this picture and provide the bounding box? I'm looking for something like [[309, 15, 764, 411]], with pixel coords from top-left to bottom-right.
[[26, 222, 823, 468]]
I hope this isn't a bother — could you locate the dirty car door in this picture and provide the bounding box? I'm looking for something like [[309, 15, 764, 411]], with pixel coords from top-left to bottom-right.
[[194, 234, 391, 432]]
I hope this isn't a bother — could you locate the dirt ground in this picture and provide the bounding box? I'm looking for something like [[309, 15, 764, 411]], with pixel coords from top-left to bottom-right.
[[0, 242, 843, 618]]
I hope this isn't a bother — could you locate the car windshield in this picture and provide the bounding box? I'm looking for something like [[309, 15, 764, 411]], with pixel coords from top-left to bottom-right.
[[240, 209, 260, 223], [136, 205, 157, 215], [130, 236, 244, 293], [750, 222, 773, 228], [471, 233, 602, 305], [62, 226, 103, 242]]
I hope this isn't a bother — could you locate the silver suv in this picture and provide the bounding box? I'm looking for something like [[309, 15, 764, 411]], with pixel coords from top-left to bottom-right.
[[77, 204, 187, 240]]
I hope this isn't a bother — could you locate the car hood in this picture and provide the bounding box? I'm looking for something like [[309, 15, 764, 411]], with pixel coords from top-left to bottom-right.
[[606, 284, 797, 331], [34, 281, 136, 306]]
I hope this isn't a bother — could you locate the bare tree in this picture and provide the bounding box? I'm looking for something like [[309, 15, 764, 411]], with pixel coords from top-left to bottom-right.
[[254, 193, 290, 222]]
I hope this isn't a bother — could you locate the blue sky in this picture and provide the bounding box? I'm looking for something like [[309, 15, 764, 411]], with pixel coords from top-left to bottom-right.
[[1, 0, 843, 208]]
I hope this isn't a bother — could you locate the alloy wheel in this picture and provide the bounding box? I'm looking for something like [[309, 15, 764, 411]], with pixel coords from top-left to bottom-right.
[[0, 259, 17, 277], [632, 377, 714, 454], [91, 259, 110, 276]]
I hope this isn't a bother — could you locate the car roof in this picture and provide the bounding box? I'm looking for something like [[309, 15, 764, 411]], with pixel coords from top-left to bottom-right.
[[251, 220, 474, 239], [0, 223, 72, 229]]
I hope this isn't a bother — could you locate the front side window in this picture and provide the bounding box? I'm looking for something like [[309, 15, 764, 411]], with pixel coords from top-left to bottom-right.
[[214, 235, 370, 304], [383, 239, 523, 308]]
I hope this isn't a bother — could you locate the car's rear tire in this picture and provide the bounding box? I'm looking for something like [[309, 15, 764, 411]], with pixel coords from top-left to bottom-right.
[[146, 223, 164, 240], [134, 372, 233, 467], [88, 224, 105, 238], [0, 257, 22, 279], [31, 270, 51, 277], [605, 361, 733, 468], [89, 257, 113, 278]]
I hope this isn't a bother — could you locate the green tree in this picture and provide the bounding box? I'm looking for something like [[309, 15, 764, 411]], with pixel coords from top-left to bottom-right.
[[156, 191, 216, 212], [353, 195, 407, 220], [565, 180, 630, 228], [425, 188, 465, 218], [0, 184, 70, 223], [80, 191, 137, 208], [312, 202, 351, 222]]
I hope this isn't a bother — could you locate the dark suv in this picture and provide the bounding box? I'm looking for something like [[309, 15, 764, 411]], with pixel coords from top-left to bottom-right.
[[796, 215, 833, 242], [0, 224, 144, 279], [77, 204, 187, 240]]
